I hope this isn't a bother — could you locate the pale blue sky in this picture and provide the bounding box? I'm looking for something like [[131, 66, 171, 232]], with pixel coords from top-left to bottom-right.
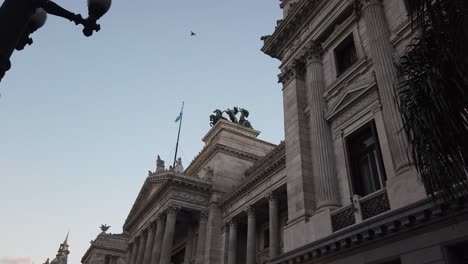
[[0, 1, 283, 263]]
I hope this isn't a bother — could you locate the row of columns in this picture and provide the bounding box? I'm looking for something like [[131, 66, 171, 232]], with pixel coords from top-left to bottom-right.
[[126, 207, 208, 264], [226, 193, 281, 264]]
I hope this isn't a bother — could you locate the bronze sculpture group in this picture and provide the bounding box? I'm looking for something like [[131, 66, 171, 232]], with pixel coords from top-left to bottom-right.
[[209, 107, 252, 129]]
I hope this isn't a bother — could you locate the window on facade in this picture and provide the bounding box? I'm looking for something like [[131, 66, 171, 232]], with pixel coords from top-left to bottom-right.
[[447, 241, 468, 264], [263, 228, 270, 249], [346, 121, 386, 197], [334, 34, 358, 76]]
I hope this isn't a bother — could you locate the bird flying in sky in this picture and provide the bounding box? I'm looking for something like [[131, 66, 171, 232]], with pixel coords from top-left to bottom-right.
[[190, 31, 196, 36]]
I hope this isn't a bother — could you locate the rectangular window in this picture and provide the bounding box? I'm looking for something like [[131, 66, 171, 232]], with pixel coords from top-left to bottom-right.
[[346, 121, 386, 197], [334, 34, 358, 77], [264, 228, 270, 249]]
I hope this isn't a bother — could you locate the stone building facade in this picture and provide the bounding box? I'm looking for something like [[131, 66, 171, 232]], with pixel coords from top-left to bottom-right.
[[82, 0, 468, 264]]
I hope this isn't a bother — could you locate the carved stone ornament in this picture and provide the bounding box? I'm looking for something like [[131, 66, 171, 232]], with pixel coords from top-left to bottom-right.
[[278, 58, 305, 85], [303, 42, 323, 64], [244, 206, 256, 216]]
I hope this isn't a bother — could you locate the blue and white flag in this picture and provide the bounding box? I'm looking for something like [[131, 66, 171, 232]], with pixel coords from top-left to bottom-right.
[[175, 111, 183, 122], [175, 102, 184, 122]]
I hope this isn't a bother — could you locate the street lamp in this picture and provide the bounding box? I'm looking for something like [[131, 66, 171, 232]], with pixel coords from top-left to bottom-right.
[[0, 0, 112, 82]]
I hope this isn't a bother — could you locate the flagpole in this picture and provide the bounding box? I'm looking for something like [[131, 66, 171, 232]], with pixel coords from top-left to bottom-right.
[[173, 102, 184, 168]]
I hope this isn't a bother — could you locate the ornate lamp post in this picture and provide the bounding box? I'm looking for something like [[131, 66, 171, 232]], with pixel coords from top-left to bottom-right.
[[0, 0, 112, 82]]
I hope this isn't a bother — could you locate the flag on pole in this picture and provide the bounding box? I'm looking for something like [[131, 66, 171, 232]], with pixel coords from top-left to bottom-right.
[[175, 111, 183, 122], [175, 102, 184, 122]]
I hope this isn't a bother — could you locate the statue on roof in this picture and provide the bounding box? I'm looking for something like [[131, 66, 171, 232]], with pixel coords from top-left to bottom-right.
[[209, 107, 253, 128], [156, 155, 165, 172], [209, 109, 227, 126], [174, 157, 184, 173], [224, 107, 239, 123], [100, 224, 110, 233]]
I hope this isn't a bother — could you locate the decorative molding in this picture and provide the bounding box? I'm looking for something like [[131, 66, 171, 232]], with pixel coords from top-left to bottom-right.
[[325, 77, 376, 121], [262, 0, 328, 60]]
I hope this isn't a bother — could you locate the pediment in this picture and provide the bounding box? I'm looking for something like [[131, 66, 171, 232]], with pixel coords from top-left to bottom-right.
[[325, 78, 376, 121]]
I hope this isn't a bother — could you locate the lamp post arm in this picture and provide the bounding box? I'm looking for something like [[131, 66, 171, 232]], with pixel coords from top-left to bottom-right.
[[39, 0, 85, 25]]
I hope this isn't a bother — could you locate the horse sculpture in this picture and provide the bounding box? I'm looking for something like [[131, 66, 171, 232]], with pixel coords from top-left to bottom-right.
[[209, 109, 226, 126], [239, 108, 253, 129]]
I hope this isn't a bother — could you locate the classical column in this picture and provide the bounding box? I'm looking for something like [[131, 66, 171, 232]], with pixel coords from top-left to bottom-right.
[[268, 193, 280, 259], [220, 224, 229, 264], [135, 231, 148, 264], [195, 211, 208, 264], [130, 239, 139, 264], [361, 0, 410, 174], [246, 207, 256, 264], [184, 223, 195, 264], [304, 44, 340, 210], [125, 244, 132, 264], [150, 214, 166, 264], [159, 206, 179, 264], [143, 223, 155, 264], [227, 219, 237, 264]]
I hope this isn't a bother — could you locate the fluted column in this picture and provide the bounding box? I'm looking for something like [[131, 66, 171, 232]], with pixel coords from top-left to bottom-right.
[[220, 224, 229, 264], [361, 0, 410, 175], [150, 214, 166, 264], [130, 239, 139, 264], [143, 223, 155, 264], [159, 206, 179, 264], [136, 231, 148, 264], [227, 219, 237, 264], [304, 44, 340, 210], [246, 207, 256, 264], [125, 244, 132, 264], [268, 193, 280, 259], [195, 211, 208, 264]]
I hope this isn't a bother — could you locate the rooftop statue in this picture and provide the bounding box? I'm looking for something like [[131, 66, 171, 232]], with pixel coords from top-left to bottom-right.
[[156, 155, 165, 172], [100, 224, 110, 233], [209, 107, 253, 129], [209, 109, 226, 126]]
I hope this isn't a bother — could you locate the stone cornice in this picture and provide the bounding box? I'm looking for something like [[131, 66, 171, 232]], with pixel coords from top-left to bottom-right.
[[271, 198, 468, 264], [220, 142, 286, 207], [123, 172, 211, 231], [261, 0, 328, 60]]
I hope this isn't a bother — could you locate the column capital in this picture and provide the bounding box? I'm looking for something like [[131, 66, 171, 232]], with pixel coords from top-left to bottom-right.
[[156, 212, 166, 223], [227, 218, 237, 228], [359, 0, 383, 10], [165, 205, 181, 216], [244, 206, 256, 217], [278, 57, 305, 85], [302, 41, 323, 65], [198, 210, 208, 223], [266, 191, 278, 202]]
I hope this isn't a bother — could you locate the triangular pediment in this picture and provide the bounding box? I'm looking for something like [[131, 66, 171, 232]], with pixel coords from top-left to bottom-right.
[[326, 78, 376, 120]]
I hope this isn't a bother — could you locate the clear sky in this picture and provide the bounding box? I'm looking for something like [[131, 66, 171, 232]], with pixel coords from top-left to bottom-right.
[[0, 1, 283, 263]]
